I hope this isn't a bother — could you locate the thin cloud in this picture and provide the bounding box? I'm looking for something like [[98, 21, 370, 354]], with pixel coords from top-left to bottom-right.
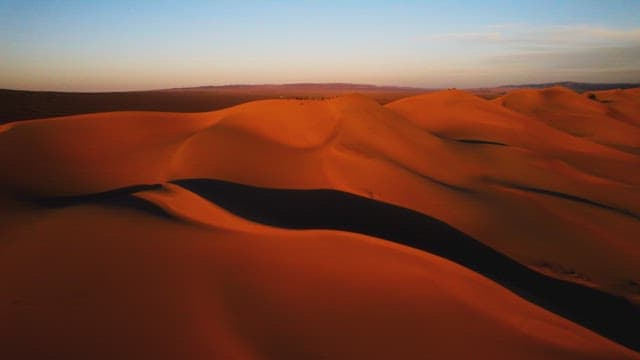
[[489, 46, 640, 71], [426, 25, 640, 49], [422, 24, 640, 85], [520, 25, 640, 49], [544, 25, 640, 43], [485, 23, 522, 30], [424, 32, 503, 42]]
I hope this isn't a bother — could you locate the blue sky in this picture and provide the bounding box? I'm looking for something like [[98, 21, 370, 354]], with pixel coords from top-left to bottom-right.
[[1, 0, 639, 91]]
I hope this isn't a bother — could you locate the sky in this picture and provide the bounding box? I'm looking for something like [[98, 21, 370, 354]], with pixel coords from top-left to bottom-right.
[[1, 0, 639, 91]]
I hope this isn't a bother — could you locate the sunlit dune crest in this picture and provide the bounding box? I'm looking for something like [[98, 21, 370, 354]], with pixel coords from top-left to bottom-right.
[[495, 86, 640, 154], [1, 87, 639, 358]]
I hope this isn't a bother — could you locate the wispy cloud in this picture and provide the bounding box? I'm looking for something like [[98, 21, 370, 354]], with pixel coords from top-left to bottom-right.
[[543, 26, 640, 44], [425, 24, 640, 49], [489, 46, 640, 70], [424, 32, 503, 42], [420, 24, 640, 85]]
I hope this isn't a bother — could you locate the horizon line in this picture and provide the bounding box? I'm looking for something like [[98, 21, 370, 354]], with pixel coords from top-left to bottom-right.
[[2, 80, 640, 94]]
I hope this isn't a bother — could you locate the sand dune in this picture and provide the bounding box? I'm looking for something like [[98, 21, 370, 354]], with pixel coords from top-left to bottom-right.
[[1, 183, 636, 359], [589, 88, 640, 128], [0, 84, 429, 124], [494, 86, 640, 154], [1, 87, 639, 358]]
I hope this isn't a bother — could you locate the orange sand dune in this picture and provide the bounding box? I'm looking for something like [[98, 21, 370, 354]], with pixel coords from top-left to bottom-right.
[[589, 88, 640, 128], [1, 92, 638, 302], [0, 84, 429, 124], [386, 89, 640, 184], [1, 88, 639, 358], [494, 86, 640, 154], [0, 184, 636, 359]]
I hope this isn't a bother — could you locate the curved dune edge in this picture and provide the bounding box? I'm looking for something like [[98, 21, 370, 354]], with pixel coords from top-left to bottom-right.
[[1, 184, 637, 359], [493, 86, 640, 154], [11, 179, 640, 352], [1, 89, 638, 304], [587, 88, 640, 128], [0, 89, 640, 358], [135, 183, 272, 232]]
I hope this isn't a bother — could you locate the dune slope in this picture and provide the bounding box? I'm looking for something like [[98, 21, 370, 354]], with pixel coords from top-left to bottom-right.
[[1, 88, 639, 358], [2, 92, 638, 303], [1, 183, 637, 359], [494, 86, 640, 154]]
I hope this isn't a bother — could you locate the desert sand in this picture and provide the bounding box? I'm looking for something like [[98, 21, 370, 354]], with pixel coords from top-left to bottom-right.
[[1, 86, 638, 358], [0, 84, 429, 124]]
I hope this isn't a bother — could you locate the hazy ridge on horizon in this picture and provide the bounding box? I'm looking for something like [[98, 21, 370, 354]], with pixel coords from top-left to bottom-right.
[[3, 81, 640, 94]]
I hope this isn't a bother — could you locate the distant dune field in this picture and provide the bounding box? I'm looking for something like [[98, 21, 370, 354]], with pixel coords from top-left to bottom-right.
[[0, 86, 638, 359], [0, 84, 430, 124]]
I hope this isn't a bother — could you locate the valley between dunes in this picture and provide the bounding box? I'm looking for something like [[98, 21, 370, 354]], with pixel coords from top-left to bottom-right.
[[0, 86, 638, 358]]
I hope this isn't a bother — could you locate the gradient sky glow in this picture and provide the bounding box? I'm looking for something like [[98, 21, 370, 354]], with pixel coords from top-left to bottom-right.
[[1, 0, 639, 91]]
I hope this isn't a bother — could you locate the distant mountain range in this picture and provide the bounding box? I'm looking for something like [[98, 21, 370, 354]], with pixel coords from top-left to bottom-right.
[[4, 81, 639, 94], [171, 82, 428, 91], [2, 81, 639, 123], [181, 81, 640, 93]]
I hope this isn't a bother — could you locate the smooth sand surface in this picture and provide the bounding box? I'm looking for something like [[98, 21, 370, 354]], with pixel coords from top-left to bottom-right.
[[1, 87, 638, 358], [0, 184, 636, 359], [494, 86, 640, 154]]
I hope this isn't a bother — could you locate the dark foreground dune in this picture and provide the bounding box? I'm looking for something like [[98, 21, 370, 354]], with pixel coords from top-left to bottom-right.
[[1, 86, 639, 358], [27, 178, 640, 351]]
